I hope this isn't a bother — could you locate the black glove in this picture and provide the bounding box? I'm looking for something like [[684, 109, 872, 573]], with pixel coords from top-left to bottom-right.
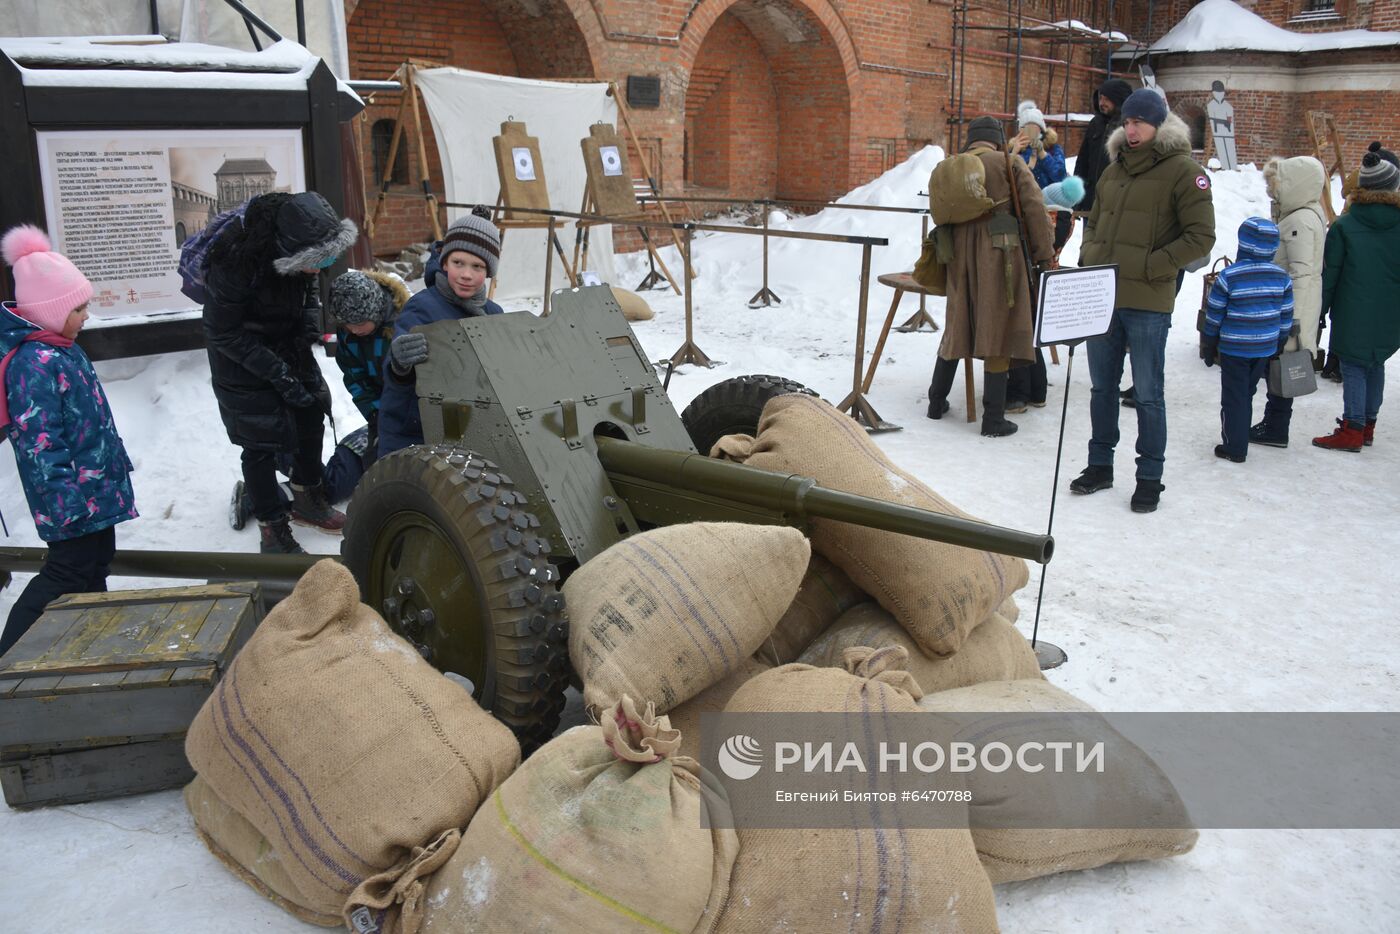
[[1200, 336, 1219, 368], [390, 332, 429, 376], [1276, 334, 1290, 357], [274, 372, 318, 408]]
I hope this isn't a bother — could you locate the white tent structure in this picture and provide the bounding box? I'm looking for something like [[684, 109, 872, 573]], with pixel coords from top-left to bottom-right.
[[414, 67, 620, 301]]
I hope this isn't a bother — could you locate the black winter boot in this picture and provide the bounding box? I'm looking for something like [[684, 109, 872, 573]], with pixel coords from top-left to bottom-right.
[[259, 515, 306, 554], [1249, 420, 1288, 448], [1069, 465, 1113, 495], [926, 356, 957, 420], [1130, 479, 1165, 513], [980, 372, 1019, 437], [1320, 352, 1342, 384], [290, 482, 347, 533]]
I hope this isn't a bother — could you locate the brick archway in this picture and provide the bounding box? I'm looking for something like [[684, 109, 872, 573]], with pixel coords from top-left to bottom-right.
[[681, 0, 857, 202]]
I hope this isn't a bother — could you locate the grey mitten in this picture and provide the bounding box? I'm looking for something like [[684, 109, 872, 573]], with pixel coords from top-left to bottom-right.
[[390, 332, 429, 375]]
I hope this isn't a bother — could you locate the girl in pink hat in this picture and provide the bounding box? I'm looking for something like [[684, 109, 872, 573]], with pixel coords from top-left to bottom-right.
[[1, 224, 137, 656]]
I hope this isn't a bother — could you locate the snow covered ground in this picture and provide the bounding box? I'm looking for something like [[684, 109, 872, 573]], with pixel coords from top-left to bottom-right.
[[3, 148, 1398, 932]]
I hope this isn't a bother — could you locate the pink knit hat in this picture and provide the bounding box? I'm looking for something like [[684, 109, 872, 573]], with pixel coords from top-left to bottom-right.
[[2, 225, 94, 333]]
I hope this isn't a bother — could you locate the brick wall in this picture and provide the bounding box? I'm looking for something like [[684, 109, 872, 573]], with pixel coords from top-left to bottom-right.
[[346, 0, 1399, 258]]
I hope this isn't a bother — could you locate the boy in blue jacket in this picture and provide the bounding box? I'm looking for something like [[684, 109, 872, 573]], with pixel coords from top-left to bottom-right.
[[1201, 217, 1294, 463], [378, 206, 504, 457], [1, 225, 137, 655]]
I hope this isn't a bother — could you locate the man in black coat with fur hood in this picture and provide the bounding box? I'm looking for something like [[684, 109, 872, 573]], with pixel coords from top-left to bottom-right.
[[1073, 78, 1133, 213], [202, 191, 357, 554]]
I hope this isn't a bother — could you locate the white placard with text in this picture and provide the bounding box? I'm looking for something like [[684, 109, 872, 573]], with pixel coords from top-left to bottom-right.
[[1035, 265, 1118, 347]]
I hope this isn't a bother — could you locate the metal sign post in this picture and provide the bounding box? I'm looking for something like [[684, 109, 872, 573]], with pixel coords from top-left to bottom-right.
[[1029, 264, 1118, 670]]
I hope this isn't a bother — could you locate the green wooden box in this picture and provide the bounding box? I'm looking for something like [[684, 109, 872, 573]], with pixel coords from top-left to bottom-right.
[[0, 582, 264, 808]]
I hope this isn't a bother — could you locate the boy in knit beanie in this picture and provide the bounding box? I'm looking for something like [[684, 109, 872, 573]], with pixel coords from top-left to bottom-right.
[[1, 225, 138, 655], [1312, 150, 1400, 451], [378, 206, 505, 456], [1200, 217, 1294, 463]]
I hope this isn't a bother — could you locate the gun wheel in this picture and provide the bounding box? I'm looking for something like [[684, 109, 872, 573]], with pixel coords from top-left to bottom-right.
[[342, 445, 569, 753], [680, 374, 818, 456]]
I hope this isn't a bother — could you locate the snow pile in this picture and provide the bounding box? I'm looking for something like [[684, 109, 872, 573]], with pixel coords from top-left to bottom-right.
[[1150, 0, 1400, 53], [0, 36, 310, 72], [2, 36, 359, 97], [3, 147, 1399, 931]]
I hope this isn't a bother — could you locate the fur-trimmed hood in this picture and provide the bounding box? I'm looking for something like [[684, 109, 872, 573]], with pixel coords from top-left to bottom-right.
[[1105, 112, 1191, 164], [362, 268, 411, 315], [1345, 186, 1400, 227], [1265, 156, 1326, 218]]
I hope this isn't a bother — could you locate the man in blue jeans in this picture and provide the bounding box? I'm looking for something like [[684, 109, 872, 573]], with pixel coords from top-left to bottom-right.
[[1070, 89, 1216, 512]]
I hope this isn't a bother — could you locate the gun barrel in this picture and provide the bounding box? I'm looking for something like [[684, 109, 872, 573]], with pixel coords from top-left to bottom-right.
[[0, 547, 323, 582], [594, 437, 1053, 564]]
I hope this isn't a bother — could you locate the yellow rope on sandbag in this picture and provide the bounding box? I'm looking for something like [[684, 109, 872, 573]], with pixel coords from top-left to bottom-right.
[[491, 789, 680, 933]]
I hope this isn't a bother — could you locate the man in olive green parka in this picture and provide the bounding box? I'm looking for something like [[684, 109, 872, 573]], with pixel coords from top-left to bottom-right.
[[1071, 89, 1216, 513]]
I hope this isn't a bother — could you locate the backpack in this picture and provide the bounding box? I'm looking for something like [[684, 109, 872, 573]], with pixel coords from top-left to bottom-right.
[[177, 201, 249, 304], [928, 153, 996, 225]]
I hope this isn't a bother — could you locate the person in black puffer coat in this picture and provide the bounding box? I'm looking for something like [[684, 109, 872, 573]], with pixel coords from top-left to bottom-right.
[[202, 191, 357, 554], [1072, 78, 1133, 214]]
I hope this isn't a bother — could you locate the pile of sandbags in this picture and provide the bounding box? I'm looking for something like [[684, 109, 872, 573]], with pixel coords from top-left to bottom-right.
[[717, 647, 1001, 932], [418, 695, 736, 932], [798, 602, 1041, 694], [716, 393, 1028, 658], [753, 555, 866, 666], [919, 680, 1198, 884], [565, 522, 809, 716], [184, 560, 520, 932]]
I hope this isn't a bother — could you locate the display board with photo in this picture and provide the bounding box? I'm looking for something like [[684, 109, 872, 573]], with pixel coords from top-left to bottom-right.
[[36, 128, 306, 319]]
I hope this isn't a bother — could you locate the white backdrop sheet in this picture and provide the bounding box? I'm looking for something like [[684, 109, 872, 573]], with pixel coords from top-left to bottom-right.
[[414, 67, 618, 301]]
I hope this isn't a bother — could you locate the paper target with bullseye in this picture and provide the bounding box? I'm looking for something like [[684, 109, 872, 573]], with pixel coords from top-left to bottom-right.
[[511, 147, 536, 181], [599, 145, 624, 177]]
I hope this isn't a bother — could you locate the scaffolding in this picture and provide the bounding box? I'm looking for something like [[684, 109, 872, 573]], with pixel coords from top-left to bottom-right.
[[944, 0, 1144, 152]]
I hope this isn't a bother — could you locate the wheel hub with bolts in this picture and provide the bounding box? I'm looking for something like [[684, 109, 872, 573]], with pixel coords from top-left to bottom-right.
[[342, 446, 570, 753]]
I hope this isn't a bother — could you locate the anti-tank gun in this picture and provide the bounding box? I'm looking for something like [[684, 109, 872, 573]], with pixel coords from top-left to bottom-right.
[[337, 285, 1052, 747]]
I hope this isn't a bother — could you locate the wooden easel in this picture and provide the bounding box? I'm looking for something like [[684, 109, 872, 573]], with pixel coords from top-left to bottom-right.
[[574, 123, 681, 295], [1307, 111, 1348, 222], [551, 78, 697, 280], [365, 62, 443, 242], [486, 119, 579, 305]]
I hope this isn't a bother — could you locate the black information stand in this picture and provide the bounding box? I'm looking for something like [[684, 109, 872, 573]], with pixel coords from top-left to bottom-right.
[[1030, 264, 1118, 670]]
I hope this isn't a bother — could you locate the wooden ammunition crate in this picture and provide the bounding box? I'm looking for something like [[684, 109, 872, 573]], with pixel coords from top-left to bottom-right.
[[0, 582, 263, 808]]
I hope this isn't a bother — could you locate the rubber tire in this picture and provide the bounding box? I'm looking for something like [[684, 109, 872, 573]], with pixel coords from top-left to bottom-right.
[[680, 374, 817, 456], [342, 445, 569, 752]]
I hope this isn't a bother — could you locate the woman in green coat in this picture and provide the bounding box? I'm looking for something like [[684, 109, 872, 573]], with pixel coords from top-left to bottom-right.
[[1312, 152, 1400, 452]]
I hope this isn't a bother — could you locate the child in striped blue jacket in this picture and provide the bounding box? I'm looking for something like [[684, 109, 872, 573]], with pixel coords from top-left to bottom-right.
[[1201, 217, 1294, 462]]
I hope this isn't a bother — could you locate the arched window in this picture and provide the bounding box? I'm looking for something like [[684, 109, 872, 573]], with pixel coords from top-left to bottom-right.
[[175, 221, 187, 246], [1176, 105, 1207, 152], [372, 119, 409, 186]]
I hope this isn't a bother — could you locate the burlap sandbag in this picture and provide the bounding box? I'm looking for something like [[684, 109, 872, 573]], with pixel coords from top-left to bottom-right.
[[717, 648, 1000, 933], [185, 559, 520, 925], [725, 394, 1028, 657], [667, 656, 771, 761], [798, 603, 1042, 694], [566, 522, 809, 715], [184, 775, 341, 928], [611, 285, 656, 321], [754, 554, 866, 667], [421, 696, 738, 933], [918, 679, 1198, 884], [999, 595, 1020, 623]]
